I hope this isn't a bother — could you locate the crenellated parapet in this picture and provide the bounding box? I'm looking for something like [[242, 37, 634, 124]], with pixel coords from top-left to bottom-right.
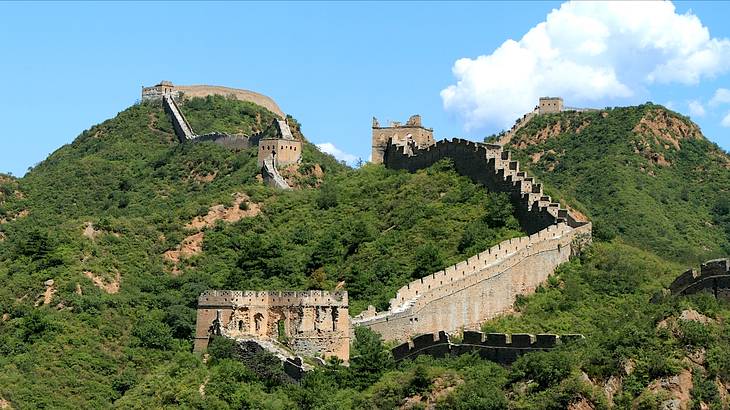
[[669, 258, 730, 300], [382, 138, 587, 235], [351, 136, 592, 342], [392, 330, 584, 364]]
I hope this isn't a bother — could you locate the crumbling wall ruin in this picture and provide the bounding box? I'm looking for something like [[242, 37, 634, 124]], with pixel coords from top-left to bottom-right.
[[669, 258, 730, 301], [194, 290, 350, 361]]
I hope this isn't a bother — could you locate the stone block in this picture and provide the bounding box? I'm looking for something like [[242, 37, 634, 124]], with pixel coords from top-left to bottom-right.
[[485, 333, 508, 346], [463, 330, 484, 344], [511, 334, 534, 347], [535, 334, 558, 348], [412, 333, 436, 350]]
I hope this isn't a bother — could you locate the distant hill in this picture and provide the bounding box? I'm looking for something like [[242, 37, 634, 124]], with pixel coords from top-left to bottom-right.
[[500, 103, 730, 262]]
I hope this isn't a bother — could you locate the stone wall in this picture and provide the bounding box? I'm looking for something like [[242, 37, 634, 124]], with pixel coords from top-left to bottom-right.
[[371, 115, 434, 164], [669, 258, 730, 301], [195, 133, 251, 150], [163, 95, 195, 142], [352, 222, 590, 341], [383, 138, 586, 235], [142, 81, 285, 118], [351, 137, 591, 342], [392, 330, 583, 364], [194, 290, 350, 361]]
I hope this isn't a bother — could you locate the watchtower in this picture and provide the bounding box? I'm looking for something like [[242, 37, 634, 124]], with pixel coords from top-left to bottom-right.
[[257, 119, 302, 167], [538, 97, 564, 114], [371, 114, 434, 164]]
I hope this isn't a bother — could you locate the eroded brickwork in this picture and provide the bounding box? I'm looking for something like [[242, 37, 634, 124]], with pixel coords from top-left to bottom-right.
[[371, 115, 434, 164], [194, 290, 349, 361]]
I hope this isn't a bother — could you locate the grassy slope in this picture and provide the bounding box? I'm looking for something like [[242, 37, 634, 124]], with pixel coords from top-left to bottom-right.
[[0, 98, 522, 408]]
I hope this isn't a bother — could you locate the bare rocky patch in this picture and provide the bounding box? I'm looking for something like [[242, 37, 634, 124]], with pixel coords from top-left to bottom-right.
[[165, 193, 261, 275], [35, 279, 56, 306], [83, 270, 121, 294]]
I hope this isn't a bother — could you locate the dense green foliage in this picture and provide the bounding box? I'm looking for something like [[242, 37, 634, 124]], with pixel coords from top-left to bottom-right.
[[1, 99, 729, 408]]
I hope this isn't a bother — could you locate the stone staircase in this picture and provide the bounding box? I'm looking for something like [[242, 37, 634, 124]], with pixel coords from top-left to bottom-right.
[[163, 95, 195, 142], [262, 158, 291, 190]]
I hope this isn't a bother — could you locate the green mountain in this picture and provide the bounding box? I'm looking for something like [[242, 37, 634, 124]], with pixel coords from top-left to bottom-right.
[[500, 104, 730, 262], [0, 98, 729, 409]]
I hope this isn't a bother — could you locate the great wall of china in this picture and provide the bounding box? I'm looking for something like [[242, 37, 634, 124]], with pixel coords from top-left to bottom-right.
[[669, 258, 730, 300], [391, 330, 584, 364], [148, 81, 297, 189], [189, 96, 593, 369], [351, 137, 591, 341]]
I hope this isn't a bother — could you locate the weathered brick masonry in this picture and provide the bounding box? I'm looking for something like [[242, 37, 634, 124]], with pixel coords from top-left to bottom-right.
[[194, 290, 350, 361]]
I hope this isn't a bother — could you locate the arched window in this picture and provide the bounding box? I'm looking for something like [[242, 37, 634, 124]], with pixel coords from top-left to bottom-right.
[[331, 308, 338, 331], [238, 320, 243, 331]]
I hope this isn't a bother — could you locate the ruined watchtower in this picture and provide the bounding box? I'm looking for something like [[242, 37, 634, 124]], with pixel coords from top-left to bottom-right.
[[371, 115, 434, 164], [141, 80, 181, 101], [538, 97, 564, 114], [257, 119, 302, 168], [194, 290, 350, 361]]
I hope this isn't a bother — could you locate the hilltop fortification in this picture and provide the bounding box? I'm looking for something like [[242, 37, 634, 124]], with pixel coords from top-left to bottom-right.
[[142, 81, 286, 119]]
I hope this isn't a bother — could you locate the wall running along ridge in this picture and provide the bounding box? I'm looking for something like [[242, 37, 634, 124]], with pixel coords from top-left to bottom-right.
[[352, 138, 591, 342], [669, 258, 730, 301], [392, 330, 584, 364]]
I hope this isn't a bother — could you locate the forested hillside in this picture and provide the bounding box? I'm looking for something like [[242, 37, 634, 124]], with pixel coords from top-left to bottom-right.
[[501, 104, 730, 262], [0, 97, 523, 408], [0, 99, 728, 409]]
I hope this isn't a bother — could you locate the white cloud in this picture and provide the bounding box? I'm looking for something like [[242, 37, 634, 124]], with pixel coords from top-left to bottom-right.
[[722, 112, 730, 127], [316, 142, 358, 164], [710, 88, 730, 106], [441, 1, 730, 132], [688, 100, 706, 117]]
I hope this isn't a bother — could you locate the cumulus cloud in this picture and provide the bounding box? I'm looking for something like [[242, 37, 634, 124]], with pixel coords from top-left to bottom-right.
[[316, 142, 358, 164], [688, 100, 706, 117], [710, 88, 730, 106], [441, 1, 730, 132], [722, 112, 730, 128]]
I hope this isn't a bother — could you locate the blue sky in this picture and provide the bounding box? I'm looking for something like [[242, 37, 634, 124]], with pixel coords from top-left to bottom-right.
[[1, 1, 729, 175]]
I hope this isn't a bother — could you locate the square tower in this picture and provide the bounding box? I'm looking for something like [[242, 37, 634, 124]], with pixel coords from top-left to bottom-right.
[[257, 119, 302, 167], [538, 97, 564, 114], [371, 115, 434, 164]]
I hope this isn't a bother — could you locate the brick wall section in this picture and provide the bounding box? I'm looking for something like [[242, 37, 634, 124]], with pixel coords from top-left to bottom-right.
[[351, 137, 591, 342], [669, 258, 730, 301], [392, 330, 584, 364], [194, 290, 350, 361]]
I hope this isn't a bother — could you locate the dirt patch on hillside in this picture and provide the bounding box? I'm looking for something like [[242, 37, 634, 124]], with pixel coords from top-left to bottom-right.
[[632, 109, 704, 167], [400, 375, 462, 409], [187, 193, 259, 230], [647, 368, 693, 410], [83, 270, 121, 294], [35, 279, 56, 306], [0, 209, 29, 225], [83, 222, 101, 240], [515, 121, 563, 149], [0, 232, 5, 242], [165, 193, 260, 275], [280, 163, 325, 188], [192, 170, 217, 183], [0, 397, 11, 409]]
